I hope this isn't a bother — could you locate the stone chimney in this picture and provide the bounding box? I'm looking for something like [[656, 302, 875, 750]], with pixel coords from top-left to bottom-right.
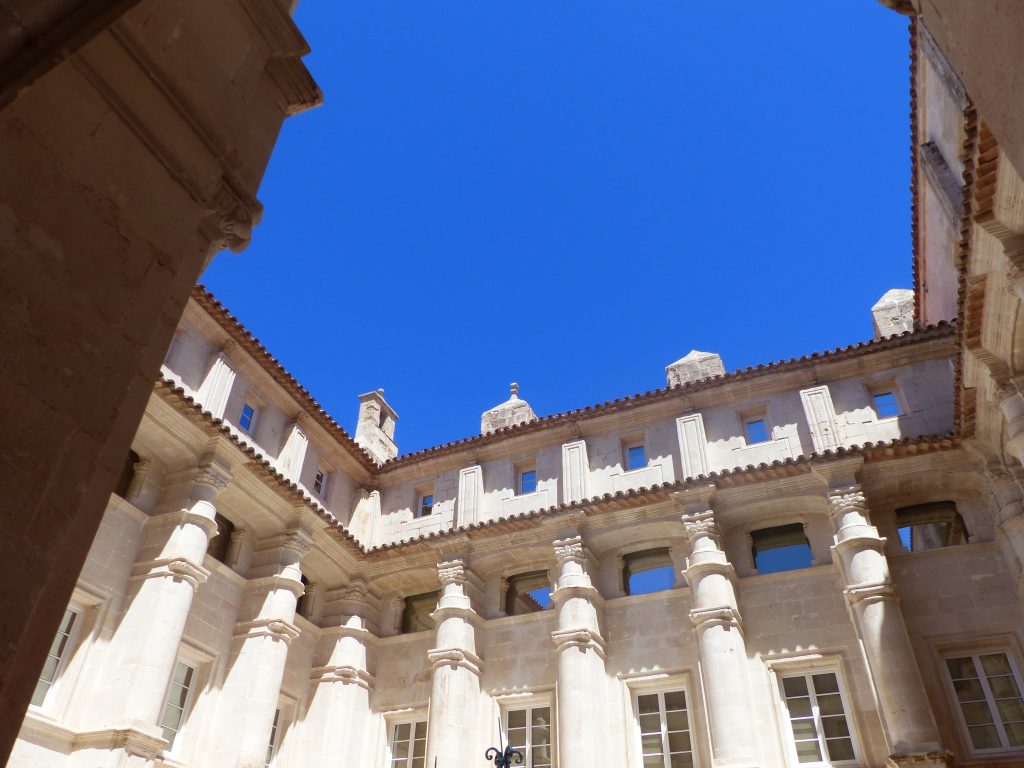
[[481, 383, 536, 434], [666, 350, 725, 387], [871, 289, 915, 338], [355, 389, 398, 462]]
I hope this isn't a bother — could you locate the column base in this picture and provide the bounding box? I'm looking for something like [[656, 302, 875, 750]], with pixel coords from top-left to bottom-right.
[[886, 751, 954, 768]]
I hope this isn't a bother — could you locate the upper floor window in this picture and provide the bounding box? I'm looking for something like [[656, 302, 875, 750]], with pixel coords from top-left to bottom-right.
[[240, 402, 258, 434], [633, 688, 694, 768], [401, 591, 440, 634], [778, 670, 857, 765], [622, 548, 675, 596], [505, 703, 553, 768], [744, 417, 770, 444], [113, 449, 140, 499], [31, 607, 78, 707], [945, 652, 1024, 752], [416, 490, 434, 518], [519, 468, 538, 495], [751, 523, 813, 574], [267, 707, 282, 766], [896, 501, 968, 552], [871, 391, 901, 419], [625, 441, 648, 471], [505, 571, 551, 615], [207, 513, 235, 565], [160, 660, 196, 751], [388, 719, 427, 768], [313, 467, 331, 499]]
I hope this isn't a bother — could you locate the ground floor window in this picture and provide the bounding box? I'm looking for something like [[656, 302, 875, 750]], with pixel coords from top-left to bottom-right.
[[505, 703, 552, 768], [160, 660, 196, 750], [31, 607, 78, 707], [778, 670, 856, 765], [389, 719, 427, 768], [633, 688, 693, 768], [945, 652, 1024, 752]]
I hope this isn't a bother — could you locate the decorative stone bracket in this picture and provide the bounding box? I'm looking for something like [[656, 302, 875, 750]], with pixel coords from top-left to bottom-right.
[[310, 664, 375, 690], [426, 647, 483, 676], [689, 606, 743, 631], [233, 617, 301, 644], [129, 557, 210, 590], [550, 627, 607, 659]]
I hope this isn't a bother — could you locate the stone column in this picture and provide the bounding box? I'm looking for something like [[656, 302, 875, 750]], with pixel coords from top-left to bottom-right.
[[303, 579, 378, 767], [203, 531, 309, 768], [93, 462, 229, 741], [425, 559, 484, 768], [988, 469, 1024, 599], [827, 487, 950, 767], [550, 535, 608, 768], [680, 510, 758, 768]]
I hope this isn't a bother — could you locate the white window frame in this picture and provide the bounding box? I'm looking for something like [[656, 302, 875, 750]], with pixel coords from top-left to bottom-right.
[[415, 488, 435, 518], [267, 706, 283, 766], [313, 465, 332, 500], [622, 437, 648, 472], [30, 606, 81, 712], [629, 683, 697, 768], [385, 714, 429, 768], [239, 400, 260, 436], [767, 656, 861, 768], [159, 659, 198, 754], [517, 465, 538, 496], [502, 698, 554, 768], [941, 649, 1024, 755]]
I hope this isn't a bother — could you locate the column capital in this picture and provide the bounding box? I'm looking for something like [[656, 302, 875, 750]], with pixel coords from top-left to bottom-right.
[[283, 530, 313, 558], [681, 509, 718, 540], [553, 535, 585, 565], [437, 559, 466, 586], [193, 461, 231, 496], [828, 486, 867, 515]]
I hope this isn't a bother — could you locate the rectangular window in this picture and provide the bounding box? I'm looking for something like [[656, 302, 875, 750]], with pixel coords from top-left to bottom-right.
[[240, 402, 258, 434], [634, 689, 693, 768], [506, 704, 552, 768], [505, 571, 552, 615], [267, 707, 282, 766], [751, 523, 813, 574], [871, 391, 901, 418], [417, 492, 434, 518], [160, 660, 196, 750], [744, 418, 770, 444], [519, 468, 538, 495], [945, 652, 1024, 752], [401, 591, 440, 633], [389, 720, 427, 768], [779, 671, 856, 765], [313, 468, 329, 498], [31, 607, 77, 707], [625, 443, 648, 471], [623, 548, 675, 596]]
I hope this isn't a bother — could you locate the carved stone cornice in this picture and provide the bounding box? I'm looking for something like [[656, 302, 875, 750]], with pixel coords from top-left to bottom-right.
[[689, 605, 742, 630], [129, 557, 209, 590], [310, 664, 375, 690], [550, 627, 607, 659], [843, 581, 897, 605], [427, 647, 484, 676], [552, 535, 585, 565], [233, 617, 301, 644]]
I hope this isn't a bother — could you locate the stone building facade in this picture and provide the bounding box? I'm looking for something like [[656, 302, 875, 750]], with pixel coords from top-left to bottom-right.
[[10, 6, 1024, 768]]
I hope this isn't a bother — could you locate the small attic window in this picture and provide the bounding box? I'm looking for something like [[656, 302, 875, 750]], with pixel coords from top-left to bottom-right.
[[416, 490, 434, 518], [896, 501, 968, 552], [623, 548, 675, 596], [505, 571, 551, 614], [744, 418, 770, 444], [872, 391, 901, 418], [751, 523, 813, 574], [401, 591, 440, 633], [624, 442, 648, 471]]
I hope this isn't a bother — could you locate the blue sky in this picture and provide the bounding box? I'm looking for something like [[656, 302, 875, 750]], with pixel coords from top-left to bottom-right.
[[202, 1, 912, 455]]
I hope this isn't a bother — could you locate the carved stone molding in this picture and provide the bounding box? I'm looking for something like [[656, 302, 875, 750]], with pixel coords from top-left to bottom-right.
[[552, 535, 585, 565], [427, 647, 483, 676], [233, 617, 301, 644], [437, 559, 466, 586], [885, 750, 954, 768], [681, 510, 718, 540], [843, 581, 897, 605], [282, 530, 313, 558], [828, 487, 867, 516], [71, 726, 167, 760], [341, 578, 371, 603], [550, 627, 607, 658], [311, 664, 375, 690], [689, 605, 742, 630], [193, 463, 231, 494], [130, 557, 209, 590]]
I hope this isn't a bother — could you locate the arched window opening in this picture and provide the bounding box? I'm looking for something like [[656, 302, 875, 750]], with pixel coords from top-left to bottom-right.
[[505, 571, 551, 615], [401, 591, 440, 634], [896, 501, 968, 552], [623, 548, 675, 596], [113, 450, 140, 499], [206, 513, 234, 564], [751, 523, 813, 574]]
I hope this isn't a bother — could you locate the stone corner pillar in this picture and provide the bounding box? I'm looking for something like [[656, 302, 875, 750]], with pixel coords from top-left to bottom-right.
[[987, 466, 1024, 600], [550, 534, 608, 768], [425, 559, 484, 768], [827, 487, 951, 767], [680, 509, 759, 768]]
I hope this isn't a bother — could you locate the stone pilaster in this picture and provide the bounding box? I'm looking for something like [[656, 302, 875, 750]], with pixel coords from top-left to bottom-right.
[[828, 488, 950, 766], [425, 559, 484, 768], [195, 342, 238, 420], [550, 535, 608, 768], [90, 461, 229, 745], [986, 467, 1024, 598], [680, 510, 759, 768], [303, 579, 378, 768], [997, 381, 1024, 468], [201, 530, 309, 767]]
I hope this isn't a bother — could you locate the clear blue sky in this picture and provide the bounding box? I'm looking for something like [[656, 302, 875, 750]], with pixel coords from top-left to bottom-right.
[[202, 1, 912, 455]]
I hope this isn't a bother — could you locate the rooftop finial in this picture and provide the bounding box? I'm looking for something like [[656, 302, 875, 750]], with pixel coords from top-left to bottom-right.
[[510, 382, 519, 400]]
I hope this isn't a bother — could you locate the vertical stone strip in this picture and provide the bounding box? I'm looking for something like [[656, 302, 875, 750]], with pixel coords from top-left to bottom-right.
[[675, 414, 710, 479], [988, 468, 1024, 597], [304, 579, 377, 767], [425, 559, 483, 768], [195, 343, 237, 420], [828, 487, 949, 766], [681, 510, 758, 768], [205, 530, 309, 767], [457, 465, 484, 526], [277, 417, 309, 481], [560, 441, 591, 504], [550, 535, 608, 768], [799, 385, 841, 452]]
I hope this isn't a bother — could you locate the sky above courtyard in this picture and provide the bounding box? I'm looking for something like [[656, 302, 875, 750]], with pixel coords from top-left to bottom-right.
[[202, 1, 912, 455]]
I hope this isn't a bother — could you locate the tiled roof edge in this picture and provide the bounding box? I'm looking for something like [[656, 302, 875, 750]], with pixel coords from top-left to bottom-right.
[[378, 322, 957, 471], [192, 286, 379, 472], [366, 433, 961, 554]]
